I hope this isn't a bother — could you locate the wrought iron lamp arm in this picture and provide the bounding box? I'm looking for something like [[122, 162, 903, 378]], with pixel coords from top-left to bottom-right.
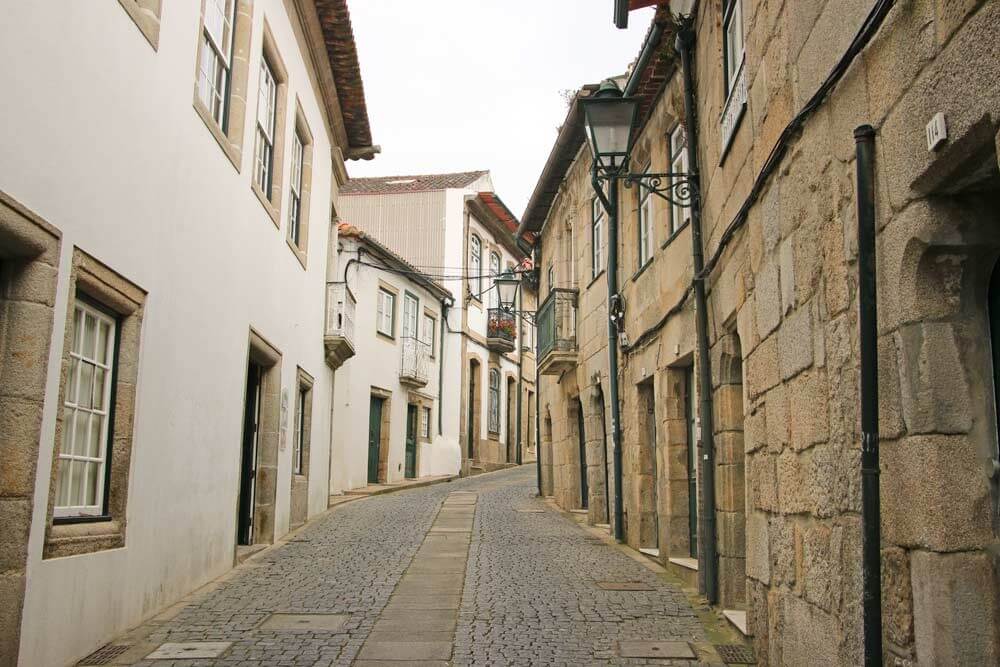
[[619, 171, 696, 208]]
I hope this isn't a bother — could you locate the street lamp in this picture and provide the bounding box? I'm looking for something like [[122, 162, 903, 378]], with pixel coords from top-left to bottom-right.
[[495, 270, 520, 313]]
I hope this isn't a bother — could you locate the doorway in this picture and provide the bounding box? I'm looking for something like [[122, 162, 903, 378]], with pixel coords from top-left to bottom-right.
[[368, 396, 384, 484], [638, 379, 659, 551], [467, 360, 480, 460], [575, 399, 588, 509], [237, 361, 262, 545], [684, 367, 698, 558], [506, 377, 516, 463], [405, 403, 418, 478]]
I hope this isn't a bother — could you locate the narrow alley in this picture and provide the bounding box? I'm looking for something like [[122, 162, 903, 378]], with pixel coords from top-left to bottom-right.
[[87, 467, 727, 666]]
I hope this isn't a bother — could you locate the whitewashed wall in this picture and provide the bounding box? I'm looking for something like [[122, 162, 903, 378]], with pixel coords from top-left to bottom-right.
[[0, 2, 342, 665]]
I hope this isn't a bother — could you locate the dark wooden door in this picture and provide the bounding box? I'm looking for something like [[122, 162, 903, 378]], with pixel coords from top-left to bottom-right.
[[238, 362, 262, 545], [368, 397, 383, 484], [405, 404, 417, 478], [577, 401, 588, 509]]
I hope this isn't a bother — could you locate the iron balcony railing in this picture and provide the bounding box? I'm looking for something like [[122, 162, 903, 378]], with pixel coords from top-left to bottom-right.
[[325, 282, 356, 345], [400, 335, 431, 385], [487, 308, 517, 345], [537, 288, 578, 361]]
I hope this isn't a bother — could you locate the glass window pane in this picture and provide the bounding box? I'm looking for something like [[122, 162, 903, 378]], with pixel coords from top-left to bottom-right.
[[87, 414, 103, 458], [84, 461, 100, 507], [84, 312, 98, 360], [70, 460, 86, 506], [74, 411, 90, 457], [72, 307, 84, 354], [78, 362, 94, 409], [67, 357, 78, 403], [93, 367, 106, 410], [61, 407, 75, 454], [97, 321, 110, 365], [57, 459, 72, 506]]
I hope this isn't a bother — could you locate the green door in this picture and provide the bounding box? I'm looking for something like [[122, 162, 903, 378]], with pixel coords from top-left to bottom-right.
[[405, 404, 418, 479], [368, 397, 383, 484]]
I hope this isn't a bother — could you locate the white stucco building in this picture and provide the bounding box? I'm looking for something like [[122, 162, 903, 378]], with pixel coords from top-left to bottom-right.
[[0, 2, 375, 665], [328, 224, 459, 491], [338, 173, 537, 475]]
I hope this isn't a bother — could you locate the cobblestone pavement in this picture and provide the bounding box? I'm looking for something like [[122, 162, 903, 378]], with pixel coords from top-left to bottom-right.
[[100, 466, 711, 667]]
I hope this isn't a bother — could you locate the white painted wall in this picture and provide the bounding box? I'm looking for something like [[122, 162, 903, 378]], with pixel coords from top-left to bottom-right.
[[0, 2, 346, 665], [330, 236, 459, 493]]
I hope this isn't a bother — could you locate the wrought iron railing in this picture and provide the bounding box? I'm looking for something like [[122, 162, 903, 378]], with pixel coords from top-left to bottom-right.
[[487, 308, 517, 344], [537, 288, 578, 361], [400, 336, 431, 385], [325, 282, 355, 345]]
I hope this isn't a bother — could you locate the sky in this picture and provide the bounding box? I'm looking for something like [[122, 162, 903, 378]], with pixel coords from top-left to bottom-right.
[[346, 1, 656, 218]]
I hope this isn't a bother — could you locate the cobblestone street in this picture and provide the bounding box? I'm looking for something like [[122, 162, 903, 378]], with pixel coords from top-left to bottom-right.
[[96, 467, 716, 666]]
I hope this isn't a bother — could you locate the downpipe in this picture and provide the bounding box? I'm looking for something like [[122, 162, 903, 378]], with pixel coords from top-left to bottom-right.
[[535, 244, 544, 496], [677, 22, 718, 604], [855, 124, 883, 667]]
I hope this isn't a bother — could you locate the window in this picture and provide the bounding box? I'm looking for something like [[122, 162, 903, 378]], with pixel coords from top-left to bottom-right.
[[402, 293, 419, 338], [422, 312, 436, 357], [289, 132, 304, 244], [55, 300, 118, 518], [293, 384, 308, 475], [377, 288, 395, 337], [670, 125, 692, 235], [254, 58, 277, 199], [197, 0, 236, 129], [488, 369, 501, 434], [421, 406, 432, 439], [638, 163, 653, 267], [592, 197, 605, 276], [489, 252, 501, 309], [470, 235, 482, 297], [723, 0, 744, 95]]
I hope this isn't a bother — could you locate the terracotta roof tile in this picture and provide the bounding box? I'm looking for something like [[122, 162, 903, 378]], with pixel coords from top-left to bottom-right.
[[341, 170, 489, 195], [315, 0, 373, 155]]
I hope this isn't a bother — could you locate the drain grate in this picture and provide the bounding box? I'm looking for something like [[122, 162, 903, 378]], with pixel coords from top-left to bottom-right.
[[715, 644, 756, 664], [78, 644, 130, 665]]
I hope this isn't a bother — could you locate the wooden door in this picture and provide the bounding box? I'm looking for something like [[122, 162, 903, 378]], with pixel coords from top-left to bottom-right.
[[368, 397, 383, 484]]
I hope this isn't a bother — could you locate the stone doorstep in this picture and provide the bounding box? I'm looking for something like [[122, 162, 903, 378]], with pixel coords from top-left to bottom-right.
[[639, 547, 661, 559], [668, 556, 699, 571], [357, 641, 453, 661], [723, 609, 749, 636]]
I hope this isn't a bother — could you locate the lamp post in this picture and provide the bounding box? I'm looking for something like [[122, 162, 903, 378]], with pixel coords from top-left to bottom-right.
[[579, 0, 718, 602]]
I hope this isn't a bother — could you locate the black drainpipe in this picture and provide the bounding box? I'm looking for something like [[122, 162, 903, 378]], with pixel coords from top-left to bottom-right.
[[593, 169, 625, 542], [515, 285, 524, 465], [438, 299, 449, 436], [855, 124, 882, 667], [674, 20, 719, 604], [534, 244, 544, 495]]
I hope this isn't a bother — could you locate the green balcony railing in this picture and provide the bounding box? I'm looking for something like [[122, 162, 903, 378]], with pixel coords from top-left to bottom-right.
[[537, 288, 578, 361]]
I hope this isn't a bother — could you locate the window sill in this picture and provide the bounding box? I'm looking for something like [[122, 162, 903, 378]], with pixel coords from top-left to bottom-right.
[[487, 431, 500, 441], [632, 258, 654, 283], [44, 519, 125, 559], [587, 270, 606, 290], [376, 331, 396, 343], [192, 97, 242, 172], [252, 181, 281, 228], [660, 220, 690, 250], [286, 237, 307, 270]]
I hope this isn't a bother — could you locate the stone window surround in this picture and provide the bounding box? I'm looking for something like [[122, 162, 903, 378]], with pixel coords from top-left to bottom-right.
[[192, 0, 254, 171], [376, 280, 398, 341], [250, 18, 289, 228], [423, 307, 437, 358], [43, 248, 146, 560], [118, 0, 162, 50], [288, 366, 313, 529], [408, 391, 434, 444], [245, 328, 281, 546], [0, 191, 61, 666], [286, 98, 314, 269]]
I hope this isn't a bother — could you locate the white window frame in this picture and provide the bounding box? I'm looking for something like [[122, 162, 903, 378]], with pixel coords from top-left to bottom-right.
[[288, 130, 304, 245], [470, 235, 482, 297], [638, 163, 653, 267], [488, 369, 501, 434], [670, 125, 692, 235], [723, 0, 745, 96], [293, 384, 306, 475], [55, 300, 117, 518], [422, 313, 436, 357], [488, 251, 501, 310], [197, 0, 236, 127], [402, 293, 419, 339], [421, 406, 431, 439], [592, 197, 606, 277], [254, 57, 278, 197], [377, 288, 395, 337]]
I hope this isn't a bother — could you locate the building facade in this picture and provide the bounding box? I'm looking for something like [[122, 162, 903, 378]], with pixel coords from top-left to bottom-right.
[[523, 2, 1000, 665], [338, 174, 537, 475], [0, 1, 374, 665], [330, 224, 458, 490]]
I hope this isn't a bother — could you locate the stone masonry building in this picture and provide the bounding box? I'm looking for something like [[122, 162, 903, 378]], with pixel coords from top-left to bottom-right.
[[522, 2, 1000, 665]]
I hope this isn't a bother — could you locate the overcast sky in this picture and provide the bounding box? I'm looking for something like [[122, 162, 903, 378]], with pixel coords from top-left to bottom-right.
[[346, 1, 655, 218]]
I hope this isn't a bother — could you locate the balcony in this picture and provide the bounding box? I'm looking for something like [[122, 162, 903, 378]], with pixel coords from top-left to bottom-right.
[[486, 308, 517, 354], [537, 288, 578, 376], [325, 282, 356, 370], [400, 336, 431, 388]]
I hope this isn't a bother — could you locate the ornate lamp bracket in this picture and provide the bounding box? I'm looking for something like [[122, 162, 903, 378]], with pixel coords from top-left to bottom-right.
[[620, 171, 696, 208]]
